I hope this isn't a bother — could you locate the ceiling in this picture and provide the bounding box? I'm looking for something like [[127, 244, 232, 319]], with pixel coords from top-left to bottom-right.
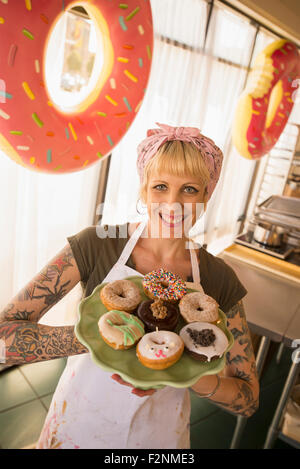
[[226, 0, 300, 45]]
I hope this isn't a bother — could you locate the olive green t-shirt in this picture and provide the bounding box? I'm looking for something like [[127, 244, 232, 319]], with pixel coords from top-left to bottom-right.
[[67, 223, 247, 314]]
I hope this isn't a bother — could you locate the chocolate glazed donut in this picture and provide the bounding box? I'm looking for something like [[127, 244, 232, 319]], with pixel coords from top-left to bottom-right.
[[137, 299, 179, 332]]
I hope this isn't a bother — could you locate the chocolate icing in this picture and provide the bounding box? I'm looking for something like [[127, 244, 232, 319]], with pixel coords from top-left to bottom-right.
[[137, 300, 179, 331]]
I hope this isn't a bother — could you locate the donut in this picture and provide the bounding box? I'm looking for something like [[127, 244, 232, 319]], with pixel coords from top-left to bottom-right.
[[179, 292, 219, 323], [137, 299, 179, 331], [98, 310, 144, 350], [232, 39, 300, 160], [179, 322, 228, 362], [142, 268, 187, 304], [136, 330, 184, 370], [0, 1, 153, 173], [100, 279, 142, 312]]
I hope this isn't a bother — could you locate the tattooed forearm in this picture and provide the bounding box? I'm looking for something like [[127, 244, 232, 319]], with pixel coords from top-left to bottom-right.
[[192, 300, 259, 417], [0, 321, 88, 366], [0, 244, 79, 324]]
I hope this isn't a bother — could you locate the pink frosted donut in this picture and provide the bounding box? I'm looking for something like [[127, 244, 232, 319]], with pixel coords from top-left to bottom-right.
[[179, 292, 219, 323]]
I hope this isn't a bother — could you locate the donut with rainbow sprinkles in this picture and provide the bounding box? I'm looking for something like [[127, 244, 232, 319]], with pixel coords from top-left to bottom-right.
[[142, 268, 187, 304]]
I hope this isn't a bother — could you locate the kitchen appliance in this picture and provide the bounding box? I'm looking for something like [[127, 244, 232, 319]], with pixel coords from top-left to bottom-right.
[[235, 196, 300, 266]]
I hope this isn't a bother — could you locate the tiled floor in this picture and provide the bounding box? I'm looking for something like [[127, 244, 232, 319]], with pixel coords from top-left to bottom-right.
[[0, 344, 297, 449]]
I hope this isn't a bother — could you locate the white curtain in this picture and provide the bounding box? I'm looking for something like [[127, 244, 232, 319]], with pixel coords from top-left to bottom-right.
[[102, 0, 273, 254], [0, 145, 101, 327]]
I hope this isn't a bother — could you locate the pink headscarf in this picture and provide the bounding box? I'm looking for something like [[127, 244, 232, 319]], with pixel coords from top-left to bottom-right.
[[137, 122, 223, 201]]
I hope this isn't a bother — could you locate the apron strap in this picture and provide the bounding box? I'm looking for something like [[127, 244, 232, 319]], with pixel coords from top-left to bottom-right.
[[117, 219, 147, 266], [189, 242, 201, 285], [118, 220, 201, 285]]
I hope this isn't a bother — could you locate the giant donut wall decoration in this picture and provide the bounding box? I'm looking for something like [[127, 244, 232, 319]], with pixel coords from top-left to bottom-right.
[[232, 39, 300, 160], [0, 0, 153, 173]]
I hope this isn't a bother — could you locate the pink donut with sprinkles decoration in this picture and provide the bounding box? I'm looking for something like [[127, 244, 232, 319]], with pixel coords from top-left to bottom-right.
[[0, 0, 153, 173], [232, 39, 300, 160], [142, 268, 187, 304]]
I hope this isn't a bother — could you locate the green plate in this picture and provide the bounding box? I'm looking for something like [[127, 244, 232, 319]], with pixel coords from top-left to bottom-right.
[[75, 276, 234, 390]]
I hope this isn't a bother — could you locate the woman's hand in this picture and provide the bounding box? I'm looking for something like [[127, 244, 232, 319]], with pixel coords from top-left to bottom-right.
[[111, 374, 157, 397]]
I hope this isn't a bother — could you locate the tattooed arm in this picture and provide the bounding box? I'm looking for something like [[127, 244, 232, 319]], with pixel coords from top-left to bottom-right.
[[191, 300, 259, 417], [0, 244, 88, 366]]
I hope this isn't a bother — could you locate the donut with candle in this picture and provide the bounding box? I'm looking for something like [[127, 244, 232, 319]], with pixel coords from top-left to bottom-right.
[[136, 330, 184, 370], [142, 268, 187, 304], [0, 0, 153, 173], [98, 310, 145, 350], [232, 39, 300, 160], [179, 322, 229, 362]]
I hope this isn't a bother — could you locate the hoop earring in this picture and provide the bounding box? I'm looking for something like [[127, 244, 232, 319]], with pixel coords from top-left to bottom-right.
[[136, 198, 148, 215]]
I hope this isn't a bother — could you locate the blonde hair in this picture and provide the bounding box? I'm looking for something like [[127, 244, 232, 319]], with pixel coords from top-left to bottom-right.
[[138, 140, 210, 204]]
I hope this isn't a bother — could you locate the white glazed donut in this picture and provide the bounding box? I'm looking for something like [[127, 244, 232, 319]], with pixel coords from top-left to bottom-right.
[[136, 330, 184, 370], [180, 322, 228, 362], [179, 292, 219, 323]]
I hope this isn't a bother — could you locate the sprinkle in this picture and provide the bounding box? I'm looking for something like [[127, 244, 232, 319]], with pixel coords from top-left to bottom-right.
[[105, 94, 118, 106], [73, 155, 80, 160], [35, 59, 40, 73], [284, 92, 291, 96], [249, 142, 256, 148], [124, 69, 138, 82], [68, 122, 77, 141], [25, 0, 32, 11], [107, 135, 113, 146], [138, 58, 143, 67], [119, 16, 127, 31], [17, 146, 29, 151], [138, 25, 144, 35], [119, 4, 128, 9], [115, 112, 127, 117], [82, 160, 89, 167], [123, 44, 134, 50], [0, 90, 12, 99], [46, 131, 54, 137], [135, 100, 142, 113], [280, 48, 287, 55], [54, 165, 62, 171], [47, 101, 53, 107], [10, 130, 23, 135], [275, 122, 281, 126], [65, 127, 70, 139], [29, 157, 35, 164], [8, 44, 18, 66], [252, 110, 260, 115], [47, 149, 52, 163], [278, 112, 285, 118], [126, 7, 140, 21], [32, 113, 43, 128], [117, 57, 129, 63], [0, 17, 5, 24], [96, 111, 107, 116], [123, 96, 132, 111], [110, 78, 116, 89], [97, 152, 103, 158], [87, 135, 94, 145], [146, 45, 151, 59], [274, 68, 279, 74], [287, 98, 293, 103], [0, 109, 10, 119], [22, 28, 34, 40], [22, 82, 35, 100], [40, 14, 49, 24]]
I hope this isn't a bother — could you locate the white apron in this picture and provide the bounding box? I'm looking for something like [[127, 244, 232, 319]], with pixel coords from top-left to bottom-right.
[[36, 220, 204, 449]]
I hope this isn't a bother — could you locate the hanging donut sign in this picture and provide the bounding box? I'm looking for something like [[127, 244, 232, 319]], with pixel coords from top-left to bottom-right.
[[0, 0, 153, 173], [232, 39, 300, 160]]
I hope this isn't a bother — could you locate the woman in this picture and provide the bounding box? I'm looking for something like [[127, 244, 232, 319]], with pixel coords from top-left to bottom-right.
[[0, 123, 259, 449]]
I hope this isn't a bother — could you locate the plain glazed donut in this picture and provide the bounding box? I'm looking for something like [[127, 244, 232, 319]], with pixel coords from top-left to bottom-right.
[[142, 268, 187, 304], [179, 292, 219, 323], [179, 322, 228, 362], [136, 330, 184, 370], [98, 310, 144, 350], [100, 279, 142, 312]]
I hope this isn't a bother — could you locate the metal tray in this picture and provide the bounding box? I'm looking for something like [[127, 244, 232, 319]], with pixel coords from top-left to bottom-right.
[[257, 196, 300, 219]]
